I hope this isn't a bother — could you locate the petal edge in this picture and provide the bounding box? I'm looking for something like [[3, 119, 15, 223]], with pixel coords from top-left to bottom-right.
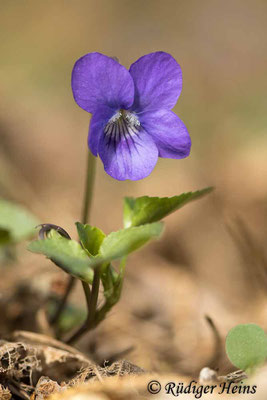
[[129, 52, 183, 112], [72, 52, 134, 114], [139, 110, 191, 159]]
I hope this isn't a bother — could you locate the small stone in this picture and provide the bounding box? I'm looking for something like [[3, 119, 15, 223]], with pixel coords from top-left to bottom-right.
[[199, 367, 218, 384]]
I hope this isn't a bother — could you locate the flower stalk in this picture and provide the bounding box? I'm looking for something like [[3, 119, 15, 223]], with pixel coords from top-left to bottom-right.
[[81, 149, 97, 225], [52, 149, 96, 334]]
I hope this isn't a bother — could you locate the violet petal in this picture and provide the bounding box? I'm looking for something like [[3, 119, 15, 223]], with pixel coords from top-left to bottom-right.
[[72, 52, 134, 114], [88, 107, 115, 156], [129, 52, 182, 112], [139, 109, 191, 159], [98, 127, 159, 181]]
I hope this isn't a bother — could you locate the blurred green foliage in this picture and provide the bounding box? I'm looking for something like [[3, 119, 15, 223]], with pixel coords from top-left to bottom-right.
[[0, 198, 39, 263]]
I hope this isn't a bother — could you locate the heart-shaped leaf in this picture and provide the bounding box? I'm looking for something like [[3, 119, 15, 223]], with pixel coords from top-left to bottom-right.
[[29, 223, 164, 280], [99, 222, 164, 262], [28, 232, 93, 283], [226, 323, 267, 372], [124, 187, 213, 228]]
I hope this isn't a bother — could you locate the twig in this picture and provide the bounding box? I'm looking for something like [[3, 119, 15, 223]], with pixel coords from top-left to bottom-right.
[[205, 315, 223, 370]]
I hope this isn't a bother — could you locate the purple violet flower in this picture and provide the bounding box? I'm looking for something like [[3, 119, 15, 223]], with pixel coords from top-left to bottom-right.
[[72, 52, 191, 181]]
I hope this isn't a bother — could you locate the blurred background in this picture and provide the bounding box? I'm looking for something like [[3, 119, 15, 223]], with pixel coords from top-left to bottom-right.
[[0, 0, 267, 374]]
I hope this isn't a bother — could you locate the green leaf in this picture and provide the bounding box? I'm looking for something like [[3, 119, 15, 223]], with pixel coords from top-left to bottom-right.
[[94, 264, 123, 328], [99, 222, 164, 262], [28, 232, 93, 283], [47, 300, 86, 334], [0, 228, 11, 246], [226, 324, 267, 371], [0, 229, 16, 264], [101, 264, 120, 299], [29, 223, 163, 279], [0, 198, 39, 242], [123, 187, 213, 228], [76, 222, 105, 256]]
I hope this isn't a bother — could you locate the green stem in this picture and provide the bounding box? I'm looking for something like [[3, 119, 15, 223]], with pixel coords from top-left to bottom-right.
[[67, 259, 126, 343], [82, 281, 91, 310], [66, 266, 101, 345], [81, 150, 97, 225], [52, 150, 96, 331], [119, 256, 127, 275], [90, 262, 125, 329], [51, 275, 75, 325], [87, 266, 101, 324]]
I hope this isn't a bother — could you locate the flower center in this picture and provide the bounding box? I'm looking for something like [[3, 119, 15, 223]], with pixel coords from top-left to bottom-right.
[[104, 110, 141, 143]]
